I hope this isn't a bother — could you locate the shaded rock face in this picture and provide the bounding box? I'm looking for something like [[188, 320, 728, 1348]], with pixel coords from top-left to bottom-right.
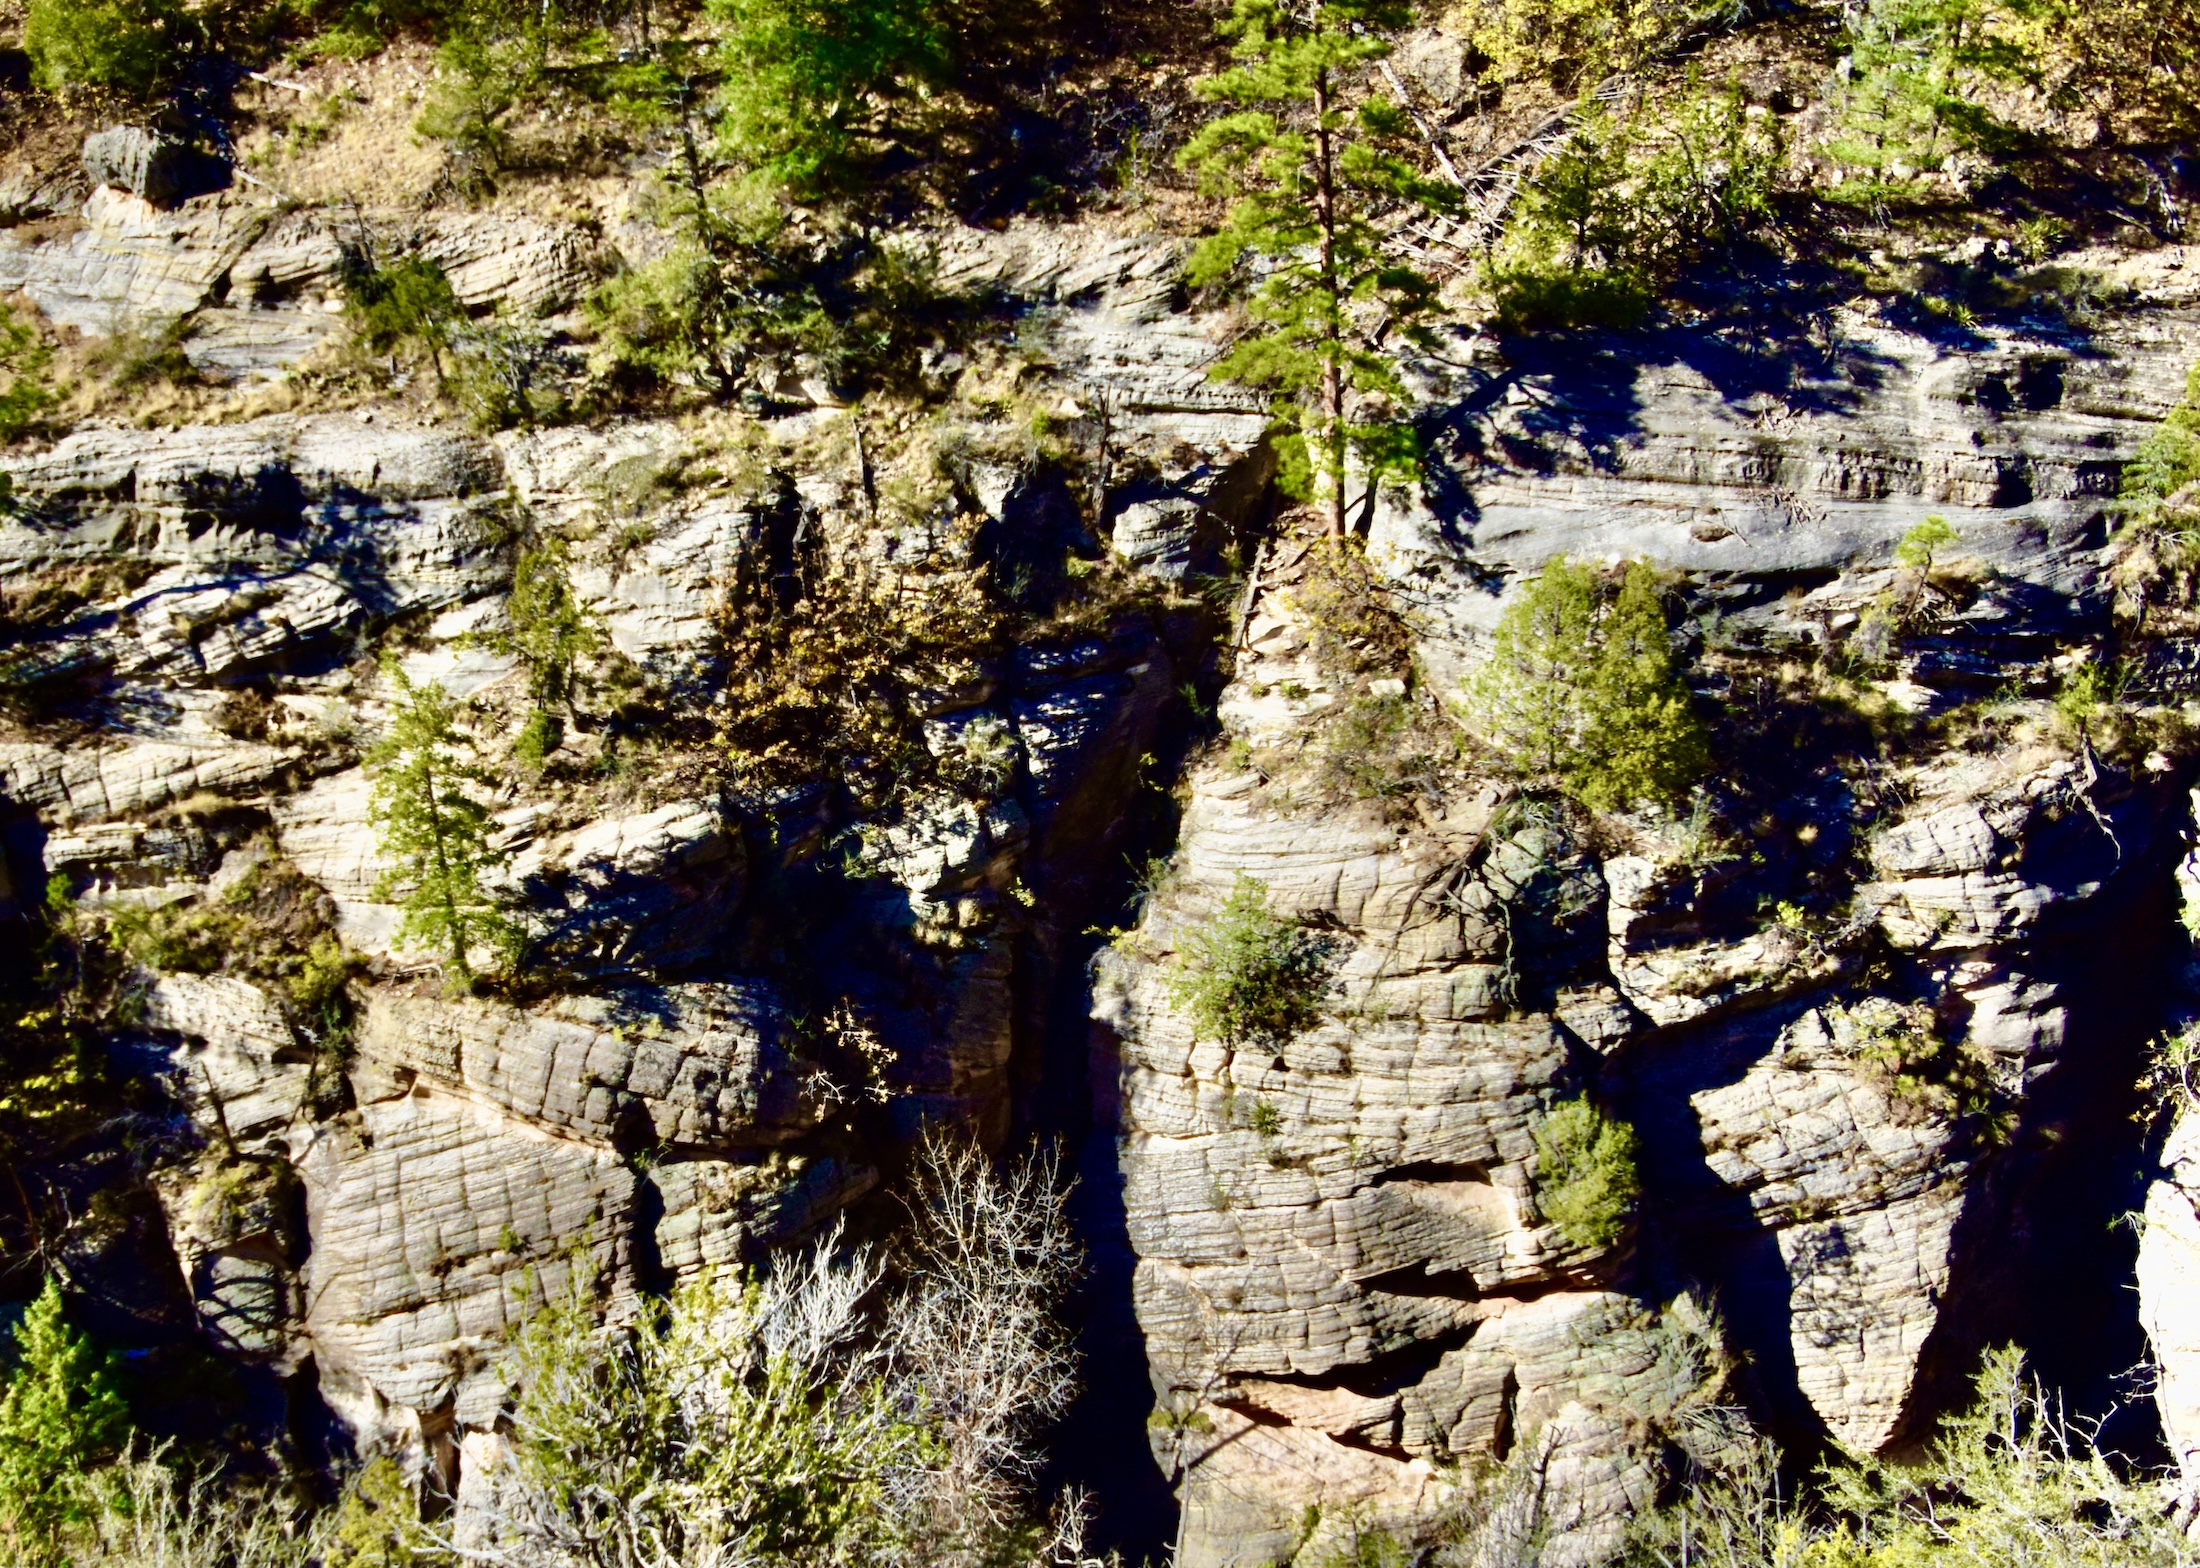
[[1098, 258, 2200, 1561], [82, 127, 229, 208]]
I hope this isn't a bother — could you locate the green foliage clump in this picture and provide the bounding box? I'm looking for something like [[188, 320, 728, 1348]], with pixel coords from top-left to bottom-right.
[[24, 0, 189, 99], [107, 857, 353, 1023], [1178, 0, 1454, 538], [1825, 0, 2045, 208], [504, 1267, 927, 1560], [1470, 556, 1706, 812], [368, 664, 517, 981], [1165, 874, 1334, 1049], [413, 1, 552, 173], [2123, 361, 2200, 511], [1824, 997, 1998, 1125], [502, 537, 599, 713], [583, 225, 856, 404], [0, 302, 54, 446], [584, 245, 731, 396], [1895, 514, 1959, 572], [2107, 362, 2200, 620], [1490, 77, 1785, 331], [1531, 1096, 1639, 1251], [511, 707, 562, 770], [2046, 0, 2200, 141], [0, 1280, 129, 1567], [345, 254, 465, 379], [708, 0, 950, 197], [1468, 0, 1714, 88]]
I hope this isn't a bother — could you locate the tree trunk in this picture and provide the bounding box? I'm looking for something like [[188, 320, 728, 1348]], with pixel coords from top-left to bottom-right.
[[1313, 61, 1345, 542], [425, 756, 470, 981]]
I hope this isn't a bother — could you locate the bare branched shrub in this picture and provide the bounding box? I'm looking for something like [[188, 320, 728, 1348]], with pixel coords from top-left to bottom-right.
[[887, 1135, 1084, 1559], [452, 1228, 913, 1567], [447, 1138, 1085, 1568], [74, 1453, 329, 1568]]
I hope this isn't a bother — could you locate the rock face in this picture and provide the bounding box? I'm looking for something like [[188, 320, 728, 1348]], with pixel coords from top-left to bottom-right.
[[0, 215, 1245, 1493], [296, 1089, 640, 1447], [0, 188, 596, 377], [6, 183, 2200, 1559], [1095, 252, 2200, 1561]]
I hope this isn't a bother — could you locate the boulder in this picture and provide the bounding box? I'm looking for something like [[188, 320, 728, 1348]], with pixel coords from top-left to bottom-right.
[[82, 127, 227, 207]]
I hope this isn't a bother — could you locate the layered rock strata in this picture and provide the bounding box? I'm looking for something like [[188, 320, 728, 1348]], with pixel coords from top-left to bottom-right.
[[1099, 252, 2200, 1561]]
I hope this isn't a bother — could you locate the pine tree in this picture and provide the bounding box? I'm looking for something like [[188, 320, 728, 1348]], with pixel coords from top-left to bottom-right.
[[486, 535, 599, 767], [1470, 554, 1600, 777], [1469, 556, 1705, 810], [1177, 0, 1454, 540], [0, 1278, 129, 1567], [0, 300, 52, 445], [1576, 560, 1706, 810], [369, 665, 516, 982]]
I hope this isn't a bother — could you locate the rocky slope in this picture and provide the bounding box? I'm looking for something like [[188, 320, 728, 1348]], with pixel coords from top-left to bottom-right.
[[5, 118, 2200, 1566]]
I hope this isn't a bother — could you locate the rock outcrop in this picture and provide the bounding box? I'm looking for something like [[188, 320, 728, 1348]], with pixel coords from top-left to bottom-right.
[[0, 215, 1249, 1489], [1095, 250, 2200, 1560]]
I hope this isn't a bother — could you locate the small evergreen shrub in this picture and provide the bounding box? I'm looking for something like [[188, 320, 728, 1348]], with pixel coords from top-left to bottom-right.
[[1531, 1096, 1640, 1250], [0, 303, 53, 446], [1165, 874, 1334, 1049], [2107, 361, 2200, 617], [1824, 0, 2040, 210], [1488, 78, 1784, 331], [2123, 361, 2200, 510], [512, 706, 561, 770], [0, 1279, 129, 1567], [708, 0, 951, 197], [345, 255, 465, 375], [1469, 556, 1706, 811], [414, 13, 550, 173]]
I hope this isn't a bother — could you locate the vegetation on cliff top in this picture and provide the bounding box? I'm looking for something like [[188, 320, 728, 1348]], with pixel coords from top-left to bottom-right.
[[5, 0, 2200, 1559]]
